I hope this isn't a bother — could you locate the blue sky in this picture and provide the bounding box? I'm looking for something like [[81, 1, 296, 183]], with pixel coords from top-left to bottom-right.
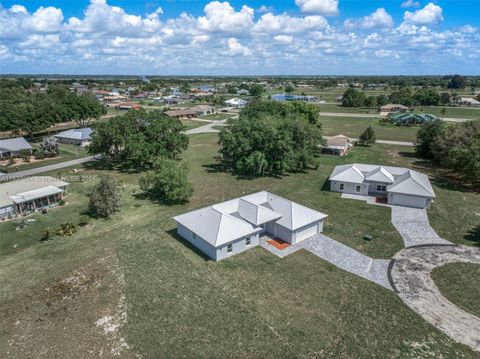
[[0, 0, 479, 75]]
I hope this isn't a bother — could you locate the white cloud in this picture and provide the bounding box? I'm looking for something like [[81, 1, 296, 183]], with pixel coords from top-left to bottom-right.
[[401, 0, 420, 8], [223, 37, 251, 56], [295, 0, 339, 16], [274, 34, 293, 43], [26, 6, 64, 32], [9, 5, 28, 14], [403, 3, 443, 25], [345, 8, 393, 29], [0, 0, 478, 75], [65, 0, 162, 36], [375, 49, 400, 59], [255, 13, 327, 34], [198, 1, 254, 33]]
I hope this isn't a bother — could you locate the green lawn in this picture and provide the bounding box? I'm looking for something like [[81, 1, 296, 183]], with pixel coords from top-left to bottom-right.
[[181, 119, 207, 131], [199, 113, 235, 121], [320, 116, 418, 142], [0, 144, 88, 173], [414, 106, 480, 120], [432, 263, 480, 318], [1, 134, 479, 357]]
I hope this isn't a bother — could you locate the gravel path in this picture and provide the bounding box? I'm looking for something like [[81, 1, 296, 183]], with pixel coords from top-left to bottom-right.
[[391, 206, 452, 247], [260, 234, 392, 290], [391, 245, 480, 352]]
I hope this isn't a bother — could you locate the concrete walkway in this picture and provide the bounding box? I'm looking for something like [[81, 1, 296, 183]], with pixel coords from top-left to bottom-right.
[[0, 156, 97, 181], [391, 245, 480, 352], [391, 206, 452, 247], [260, 234, 392, 290], [185, 120, 227, 135]]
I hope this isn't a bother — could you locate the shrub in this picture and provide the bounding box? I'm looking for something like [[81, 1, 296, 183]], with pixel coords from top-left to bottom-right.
[[88, 175, 120, 218], [140, 158, 193, 204], [56, 222, 77, 236], [359, 126, 376, 146], [40, 228, 52, 241]]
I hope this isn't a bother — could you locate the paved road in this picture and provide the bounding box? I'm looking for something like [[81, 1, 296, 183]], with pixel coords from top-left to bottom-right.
[[391, 245, 480, 352], [319, 111, 474, 123], [0, 156, 97, 181]]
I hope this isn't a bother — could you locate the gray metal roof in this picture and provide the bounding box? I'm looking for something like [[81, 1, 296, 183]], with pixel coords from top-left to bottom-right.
[[329, 164, 435, 198], [0, 137, 32, 153], [54, 128, 93, 140], [173, 191, 328, 247]]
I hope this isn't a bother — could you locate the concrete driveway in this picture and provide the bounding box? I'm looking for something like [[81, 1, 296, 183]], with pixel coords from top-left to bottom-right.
[[391, 206, 452, 247]]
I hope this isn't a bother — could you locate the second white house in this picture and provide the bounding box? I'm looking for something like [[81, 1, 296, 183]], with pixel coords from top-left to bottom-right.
[[173, 191, 328, 261]]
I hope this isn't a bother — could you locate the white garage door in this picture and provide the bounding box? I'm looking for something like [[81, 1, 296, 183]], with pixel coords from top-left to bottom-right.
[[391, 194, 426, 209], [295, 223, 318, 243]]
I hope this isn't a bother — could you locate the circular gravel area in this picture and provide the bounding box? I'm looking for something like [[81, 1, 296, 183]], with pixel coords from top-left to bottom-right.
[[390, 245, 480, 352]]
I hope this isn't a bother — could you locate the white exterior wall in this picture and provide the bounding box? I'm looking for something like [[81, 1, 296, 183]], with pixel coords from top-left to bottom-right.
[[367, 181, 390, 195], [388, 193, 431, 209], [216, 233, 260, 261], [176, 223, 217, 260], [330, 181, 369, 196]]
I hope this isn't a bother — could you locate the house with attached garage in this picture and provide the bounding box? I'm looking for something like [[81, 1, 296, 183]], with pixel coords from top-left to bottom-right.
[[0, 176, 69, 220], [329, 164, 435, 209], [173, 191, 328, 261]]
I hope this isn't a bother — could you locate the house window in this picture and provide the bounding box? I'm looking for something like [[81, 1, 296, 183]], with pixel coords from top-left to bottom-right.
[[376, 185, 387, 192], [355, 185, 361, 193], [339, 183, 344, 190], [192, 233, 197, 240], [227, 243, 233, 254], [246, 237, 251, 246]]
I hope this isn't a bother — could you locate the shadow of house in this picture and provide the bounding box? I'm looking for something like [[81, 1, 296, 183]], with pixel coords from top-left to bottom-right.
[[166, 228, 212, 262]]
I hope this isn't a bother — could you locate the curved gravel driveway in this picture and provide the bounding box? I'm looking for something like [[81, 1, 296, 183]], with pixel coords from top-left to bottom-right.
[[390, 245, 480, 352]]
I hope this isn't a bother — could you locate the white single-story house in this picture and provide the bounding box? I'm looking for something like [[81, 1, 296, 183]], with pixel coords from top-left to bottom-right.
[[322, 135, 353, 156], [173, 191, 328, 261], [329, 164, 435, 209], [0, 176, 69, 220], [224, 98, 247, 108], [54, 128, 93, 146], [0, 137, 32, 158]]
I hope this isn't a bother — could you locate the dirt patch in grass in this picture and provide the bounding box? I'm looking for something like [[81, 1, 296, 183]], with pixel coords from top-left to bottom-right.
[[0, 255, 135, 358]]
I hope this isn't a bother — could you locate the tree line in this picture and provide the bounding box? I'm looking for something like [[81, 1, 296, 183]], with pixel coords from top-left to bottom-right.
[[416, 120, 480, 187], [0, 85, 105, 137], [342, 86, 473, 108]]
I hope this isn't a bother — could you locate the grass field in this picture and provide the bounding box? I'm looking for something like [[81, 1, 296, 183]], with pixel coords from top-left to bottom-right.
[[320, 116, 418, 142], [432, 263, 480, 318], [0, 144, 88, 173], [1, 134, 479, 358], [180, 119, 207, 131]]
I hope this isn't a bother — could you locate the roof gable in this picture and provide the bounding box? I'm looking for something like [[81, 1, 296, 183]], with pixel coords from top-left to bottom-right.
[[365, 166, 394, 183], [329, 164, 364, 183], [388, 170, 435, 197], [0, 137, 32, 152]]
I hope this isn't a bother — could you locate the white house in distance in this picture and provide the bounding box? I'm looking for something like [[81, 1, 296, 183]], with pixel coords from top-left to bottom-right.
[[322, 135, 353, 156], [54, 128, 93, 146], [0, 176, 69, 220], [224, 98, 247, 108], [459, 97, 480, 107], [0, 137, 32, 158], [329, 164, 435, 209], [173, 191, 328, 261]]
